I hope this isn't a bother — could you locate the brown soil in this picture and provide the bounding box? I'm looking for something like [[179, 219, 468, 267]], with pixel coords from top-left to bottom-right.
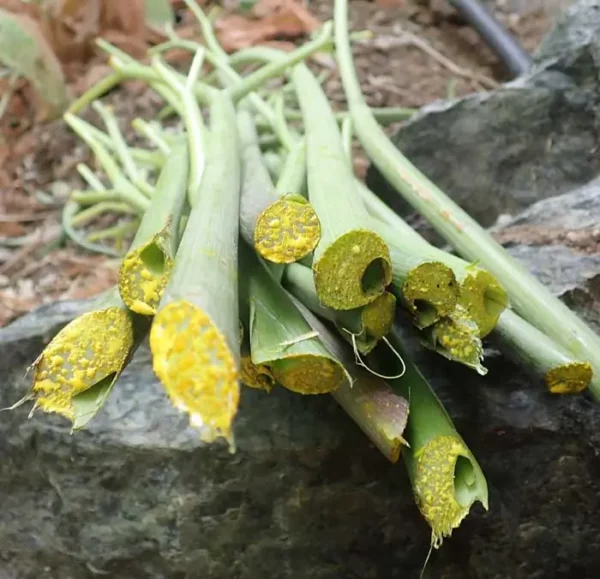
[[0, 0, 557, 326]]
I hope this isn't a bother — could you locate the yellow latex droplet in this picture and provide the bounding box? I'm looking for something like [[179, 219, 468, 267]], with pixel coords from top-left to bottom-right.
[[545, 362, 592, 394], [150, 301, 240, 446], [254, 197, 321, 264], [32, 307, 134, 420], [119, 232, 174, 316], [240, 355, 274, 392], [414, 435, 472, 547], [271, 354, 347, 394]]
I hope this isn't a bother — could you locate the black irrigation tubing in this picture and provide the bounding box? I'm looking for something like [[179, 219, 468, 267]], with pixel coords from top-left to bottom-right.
[[448, 0, 533, 78]]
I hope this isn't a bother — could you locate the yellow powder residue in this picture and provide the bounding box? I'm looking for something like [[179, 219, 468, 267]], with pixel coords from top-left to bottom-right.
[[545, 361, 592, 394], [402, 262, 458, 327], [361, 291, 396, 340], [32, 307, 134, 420], [459, 270, 508, 338], [119, 234, 174, 316], [240, 355, 274, 392], [254, 196, 321, 264], [313, 229, 392, 310], [271, 354, 347, 394], [413, 435, 471, 547], [433, 306, 485, 374], [150, 301, 239, 446]]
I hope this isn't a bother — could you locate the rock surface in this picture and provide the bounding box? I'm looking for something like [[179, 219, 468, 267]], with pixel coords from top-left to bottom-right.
[[368, 0, 600, 227]]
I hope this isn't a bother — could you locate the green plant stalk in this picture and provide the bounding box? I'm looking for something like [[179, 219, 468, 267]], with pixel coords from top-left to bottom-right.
[[362, 187, 591, 386], [28, 287, 149, 430], [182, 0, 334, 108], [149, 94, 241, 449], [62, 200, 135, 257], [293, 299, 409, 463], [275, 139, 307, 197], [118, 143, 189, 316], [387, 324, 488, 547], [239, 242, 351, 395], [334, 0, 600, 398], [151, 51, 207, 200], [283, 261, 396, 355], [237, 106, 320, 266], [64, 113, 150, 213], [292, 63, 392, 310], [362, 183, 507, 338], [494, 309, 593, 394], [91, 101, 153, 197], [131, 118, 172, 155], [87, 220, 140, 242]]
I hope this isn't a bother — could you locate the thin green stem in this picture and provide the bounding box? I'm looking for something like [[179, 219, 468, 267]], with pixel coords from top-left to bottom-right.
[[64, 114, 150, 213]]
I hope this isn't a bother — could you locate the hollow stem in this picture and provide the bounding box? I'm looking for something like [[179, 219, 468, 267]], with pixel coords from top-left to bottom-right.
[[292, 63, 392, 310], [118, 143, 189, 316], [387, 324, 488, 547], [283, 262, 396, 355]]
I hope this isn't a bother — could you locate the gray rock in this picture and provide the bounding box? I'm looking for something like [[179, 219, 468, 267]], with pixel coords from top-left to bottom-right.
[[367, 0, 600, 227], [1, 179, 600, 579]]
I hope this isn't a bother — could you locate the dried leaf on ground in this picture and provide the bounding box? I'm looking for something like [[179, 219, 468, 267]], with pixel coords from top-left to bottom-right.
[[215, 0, 321, 52]]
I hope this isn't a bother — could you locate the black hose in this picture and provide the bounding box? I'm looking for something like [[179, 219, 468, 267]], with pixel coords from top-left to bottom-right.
[[448, 0, 533, 78]]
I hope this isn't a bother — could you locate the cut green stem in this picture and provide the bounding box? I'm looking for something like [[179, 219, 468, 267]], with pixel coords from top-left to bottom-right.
[[387, 324, 488, 547], [237, 106, 320, 265], [283, 261, 395, 355], [29, 288, 142, 429], [150, 94, 241, 448], [239, 242, 351, 395], [118, 143, 189, 316], [292, 63, 391, 310], [494, 309, 592, 394]]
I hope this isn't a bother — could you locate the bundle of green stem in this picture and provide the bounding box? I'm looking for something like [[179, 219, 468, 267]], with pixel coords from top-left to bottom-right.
[[16, 0, 600, 559], [333, 0, 599, 396]]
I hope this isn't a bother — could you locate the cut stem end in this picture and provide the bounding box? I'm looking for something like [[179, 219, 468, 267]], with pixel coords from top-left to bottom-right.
[[545, 362, 593, 395], [313, 229, 392, 310], [150, 300, 240, 446], [254, 195, 321, 264]]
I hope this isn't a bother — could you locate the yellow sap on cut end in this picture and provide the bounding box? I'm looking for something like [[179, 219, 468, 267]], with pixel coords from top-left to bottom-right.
[[150, 301, 240, 446], [119, 232, 174, 316], [546, 361, 592, 394], [32, 306, 133, 420], [240, 355, 275, 392], [413, 435, 485, 548], [313, 229, 392, 310], [254, 195, 321, 264]]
